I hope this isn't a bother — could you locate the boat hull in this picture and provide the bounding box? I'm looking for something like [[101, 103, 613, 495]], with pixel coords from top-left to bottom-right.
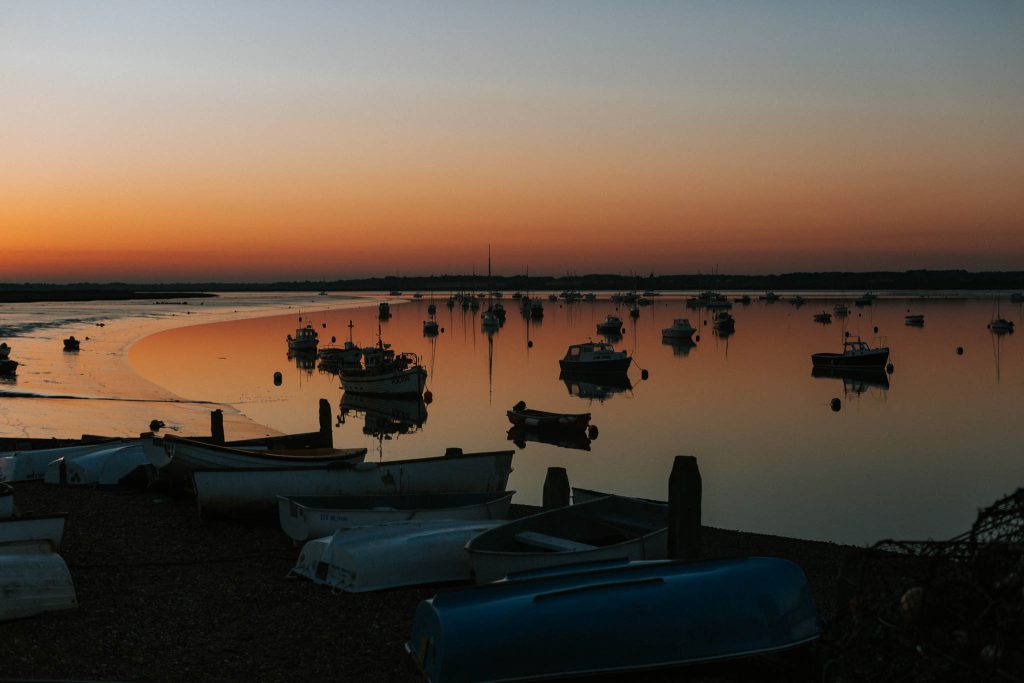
[[558, 358, 631, 373], [505, 410, 590, 431], [810, 348, 889, 369], [278, 491, 514, 542], [193, 450, 514, 517], [340, 366, 427, 396], [407, 557, 820, 683], [0, 541, 77, 622]]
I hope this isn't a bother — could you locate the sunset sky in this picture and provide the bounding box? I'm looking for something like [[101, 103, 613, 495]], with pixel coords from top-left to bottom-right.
[[2, 2, 1022, 282]]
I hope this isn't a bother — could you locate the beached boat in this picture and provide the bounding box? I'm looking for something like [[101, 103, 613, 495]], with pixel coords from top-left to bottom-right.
[[0, 513, 67, 549], [0, 359, 17, 377], [466, 495, 667, 583], [661, 318, 695, 340], [192, 448, 514, 517], [505, 402, 590, 431], [340, 340, 427, 397], [406, 556, 820, 683], [0, 342, 10, 360], [0, 439, 128, 484], [286, 324, 319, 352], [278, 491, 514, 543], [291, 520, 503, 593], [905, 313, 925, 325], [813, 311, 832, 323], [558, 342, 631, 373], [811, 337, 889, 369], [43, 441, 149, 488], [63, 336, 80, 351], [143, 434, 365, 475], [0, 540, 78, 622]]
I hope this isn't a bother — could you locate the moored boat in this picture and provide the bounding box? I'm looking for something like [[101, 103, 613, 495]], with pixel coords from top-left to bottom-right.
[[192, 448, 515, 517], [286, 324, 319, 352], [465, 495, 667, 583], [905, 313, 925, 325], [406, 556, 820, 683], [340, 340, 427, 397], [833, 304, 849, 316], [0, 342, 10, 360], [278, 491, 514, 542], [813, 311, 832, 323], [143, 434, 366, 474], [558, 342, 631, 374], [63, 336, 80, 351], [423, 319, 439, 335], [661, 318, 695, 340], [988, 317, 1015, 333], [811, 337, 889, 369], [291, 519, 504, 592], [0, 359, 17, 377], [712, 310, 735, 331], [505, 402, 590, 431]]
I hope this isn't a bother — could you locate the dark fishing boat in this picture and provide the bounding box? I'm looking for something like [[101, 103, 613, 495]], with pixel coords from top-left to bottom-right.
[[62, 336, 80, 351], [506, 402, 590, 431], [810, 337, 889, 370], [558, 342, 631, 373]]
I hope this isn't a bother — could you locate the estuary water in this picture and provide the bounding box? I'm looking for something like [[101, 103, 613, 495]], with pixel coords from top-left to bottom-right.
[[3, 291, 1022, 545]]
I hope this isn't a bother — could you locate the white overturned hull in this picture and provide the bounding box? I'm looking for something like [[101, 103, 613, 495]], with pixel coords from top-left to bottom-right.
[[44, 441, 148, 487], [0, 541, 77, 622], [194, 450, 514, 518], [291, 520, 502, 592], [0, 440, 126, 483], [340, 367, 427, 396], [0, 514, 67, 550], [278, 491, 514, 543]]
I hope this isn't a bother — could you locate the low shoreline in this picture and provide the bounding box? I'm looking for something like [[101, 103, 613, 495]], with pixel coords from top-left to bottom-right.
[[1, 480, 852, 682], [0, 291, 217, 304]]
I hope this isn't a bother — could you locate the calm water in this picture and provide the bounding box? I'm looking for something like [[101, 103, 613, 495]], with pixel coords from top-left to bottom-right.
[[121, 292, 1024, 545]]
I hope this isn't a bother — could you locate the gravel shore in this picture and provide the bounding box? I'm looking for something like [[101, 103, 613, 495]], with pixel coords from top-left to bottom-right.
[[1, 481, 854, 681]]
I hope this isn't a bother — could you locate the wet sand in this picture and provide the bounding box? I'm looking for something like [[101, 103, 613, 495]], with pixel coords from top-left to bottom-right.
[[0, 480, 850, 682]]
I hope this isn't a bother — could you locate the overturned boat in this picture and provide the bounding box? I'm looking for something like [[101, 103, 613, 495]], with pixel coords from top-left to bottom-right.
[[466, 495, 667, 584], [291, 519, 503, 593], [43, 440, 148, 488], [0, 439, 128, 484], [193, 448, 514, 517], [406, 557, 820, 682], [278, 491, 514, 543]]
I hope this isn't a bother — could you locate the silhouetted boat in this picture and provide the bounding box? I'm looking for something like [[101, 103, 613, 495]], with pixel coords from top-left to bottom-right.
[[286, 324, 319, 352], [0, 343, 10, 360], [811, 337, 889, 369], [506, 402, 590, 431], [506, 426, 592, 451], [0, 359, 16, 377], [813, 311, 832, 323], [340, 340, 427, 397], [62, 336, 80, 351], [423, 319, 439, 335], [833, 304, 849, 316], [406, 556, 820, 683], [905, 313, 924, 325], [661, 318, 696, 340], [558, 342, 631, 373], [711, 310, 735, 331]]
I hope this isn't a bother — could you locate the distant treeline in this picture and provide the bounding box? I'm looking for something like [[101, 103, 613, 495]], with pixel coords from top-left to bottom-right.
[[1, 270, 1023, 298]]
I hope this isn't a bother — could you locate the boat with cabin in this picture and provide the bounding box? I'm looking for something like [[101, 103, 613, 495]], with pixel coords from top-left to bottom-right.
[[63, 336, 80, 351], [661, 318, 696, 340], [278, 491, 514, 543], [813, 311, 832, 323], [712, 310, 735, 331], [811, 337, 890, 369], [833, 304, 849, 317], [0, 343, 9, 360], [340, 339, 427, 397], [596, 315, 623, 333], [558, 342, 631, 373], [406, 556, 820, 683], [286, 324, 319, 352]]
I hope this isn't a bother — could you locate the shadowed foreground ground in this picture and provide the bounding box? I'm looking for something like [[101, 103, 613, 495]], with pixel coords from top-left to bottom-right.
[[1, 481, 853, 682]]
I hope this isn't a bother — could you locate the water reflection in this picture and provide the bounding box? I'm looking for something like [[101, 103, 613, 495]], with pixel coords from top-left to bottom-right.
[[340, 393, 428, 444], [811, 367, 890, 395], [287, 350, 317, 374], [507, 425, 592, 451], [662, 338, 697, 357], [560, 371, 633, 402]]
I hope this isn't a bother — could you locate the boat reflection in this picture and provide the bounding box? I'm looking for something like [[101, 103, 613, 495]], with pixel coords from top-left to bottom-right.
[[288, 350, 317, 373], [661, 338, 697, 357], [811, 367, 890, 394], [506, 426, 591, 451], [339, 392, 428, 439], [559, 371, 632, 402]]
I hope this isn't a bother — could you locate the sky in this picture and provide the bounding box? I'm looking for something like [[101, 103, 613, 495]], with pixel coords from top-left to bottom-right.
[[1, 1, 1022, 282]]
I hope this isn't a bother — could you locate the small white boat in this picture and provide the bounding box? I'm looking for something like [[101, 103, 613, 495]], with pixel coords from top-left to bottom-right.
[[43, 440, 148, 487], [466, 495, 667, 583], [661, 318, 695, 340], [0, 541, 77, 622], [193, 448, 515, 517], [143, 434, 366, 474], [0, 440, 127, 484], [278, 491, 514, 543], [596, 315, 623, 333], [286, 324, 319, 352], [290, 520, 503, 593]]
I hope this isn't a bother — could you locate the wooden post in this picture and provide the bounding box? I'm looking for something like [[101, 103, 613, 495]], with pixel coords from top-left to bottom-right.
[[210, 409, 225, 444], [543, 467, 570, 510], [668, 455, 701, 559], [318, 398, 333, 447]]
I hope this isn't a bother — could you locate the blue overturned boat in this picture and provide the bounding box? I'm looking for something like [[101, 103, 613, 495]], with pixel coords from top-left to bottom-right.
[[406, 556, 820, 682]]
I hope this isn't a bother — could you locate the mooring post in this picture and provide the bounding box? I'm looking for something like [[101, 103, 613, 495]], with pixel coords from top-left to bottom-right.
[[668, 455, 701, 559], [543, 467, 570, 510], [210, 409, 225, 444], [318, 398, 333, 447]]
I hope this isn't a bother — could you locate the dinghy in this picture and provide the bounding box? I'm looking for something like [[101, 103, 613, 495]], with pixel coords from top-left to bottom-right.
[[0, 541, 78, 622], [193, 449, 514, 517], [0, 439, 128, 483], [291, 520, 503, 593], [144, 434, 366, 473], [278, 491, 514, 543], [466, 495, 667, 583], [44, 441, 148, 487], [0, 514, 67, 549], [406, 557, 820, 683]]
